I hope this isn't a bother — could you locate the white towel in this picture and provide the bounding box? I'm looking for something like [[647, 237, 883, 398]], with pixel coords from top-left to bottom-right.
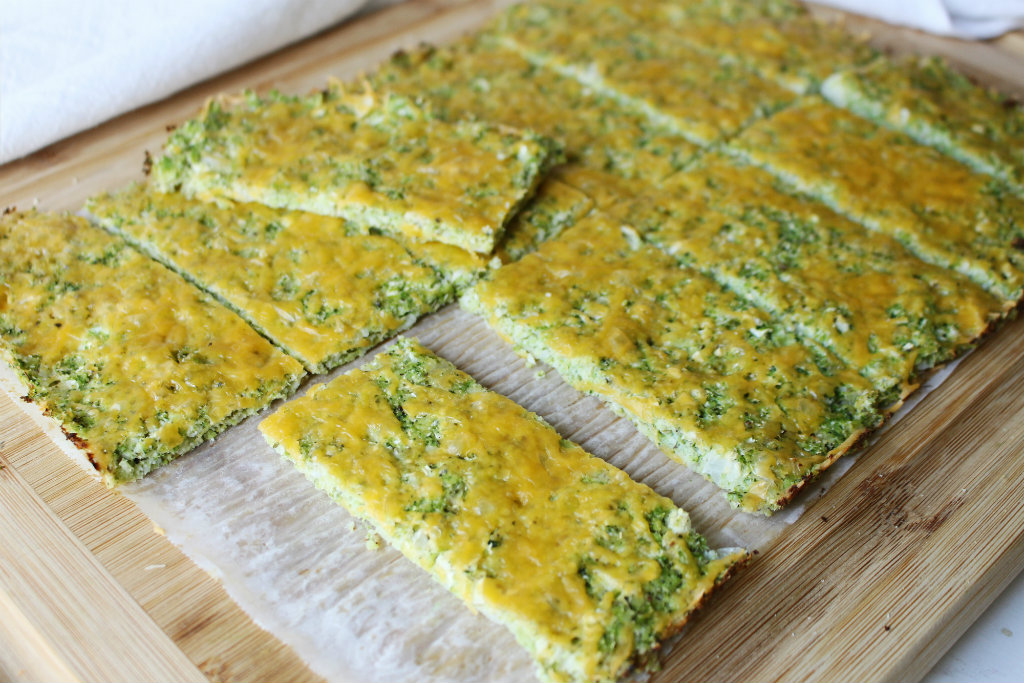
[[813, 0, 1024, 39], [3, 0, 1023, 165], [0, 0, 399, 164]]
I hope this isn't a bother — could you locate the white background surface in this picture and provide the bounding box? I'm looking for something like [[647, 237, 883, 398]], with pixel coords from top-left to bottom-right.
[[924, 569, 1024, 682], [813, 0, 1024, 38]]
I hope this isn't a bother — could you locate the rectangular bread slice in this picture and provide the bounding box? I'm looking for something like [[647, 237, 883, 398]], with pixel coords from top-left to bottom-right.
[[258, 337, 746, 683], [727, 97, 1024, 303], [87, 183, 485, 373], [494, 0, 870, 95], [462, 211, 890, 513], [151, 86, 561, 254], [555, 158, 1005, 395], [370, 37, 700, 183], [494, 177, 593, 263], [662, 155, 1009, 375], [822, 55, 1024, 193], [0, 209, 305, 484], [664, 14, 876, 94], [493, 3, 796, 147]]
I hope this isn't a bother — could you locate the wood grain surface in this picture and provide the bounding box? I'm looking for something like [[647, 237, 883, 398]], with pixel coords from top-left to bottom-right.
[[2, 1, 1024, 681]]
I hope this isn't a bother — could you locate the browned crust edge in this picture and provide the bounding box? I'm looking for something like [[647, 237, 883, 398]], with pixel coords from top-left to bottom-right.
[[764, 297, 1023, 513], [618, 551, 751, 681]]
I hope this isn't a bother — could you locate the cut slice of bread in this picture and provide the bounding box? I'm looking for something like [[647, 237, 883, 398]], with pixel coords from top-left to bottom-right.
[[463, 211, 891, 513], [555, 158, 1006, 397], [727, 97, 1024, 303], [823, 55, 1024, 193], [259, 337, 746, 683], [496, 14, 795, 147], [371, 37, 700, 183], [0, 209, 304, 484], [88, 183, 481, 373]]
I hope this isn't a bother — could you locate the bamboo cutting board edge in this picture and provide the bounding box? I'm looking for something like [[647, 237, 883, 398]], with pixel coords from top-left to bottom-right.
[[2, 1, 1024, 681], [0, 384, 324, 683]]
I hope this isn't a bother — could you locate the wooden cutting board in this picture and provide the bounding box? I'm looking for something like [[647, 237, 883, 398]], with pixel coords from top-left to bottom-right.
[[2, 2, 1024, 681]]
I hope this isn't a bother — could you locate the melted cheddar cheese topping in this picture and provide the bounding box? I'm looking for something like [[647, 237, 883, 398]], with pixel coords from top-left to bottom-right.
[[822, 55, 1024, 191], [153, 88, 559, 253], [88, 184, 484, 373], [664, 15, 876, 93], [464, 211, 885, 512], [0, 210, 304, 483], [259, 338, 744, 683], [496, 0, 870, 95], [371, 38, 700, 183], [555, 158, 1003, 393], [496, 11, 795, 146], [729, 97, 1024, 302]]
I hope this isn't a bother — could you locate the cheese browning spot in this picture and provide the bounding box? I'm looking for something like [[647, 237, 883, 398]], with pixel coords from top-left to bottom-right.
[[259, 338, 744, 683]]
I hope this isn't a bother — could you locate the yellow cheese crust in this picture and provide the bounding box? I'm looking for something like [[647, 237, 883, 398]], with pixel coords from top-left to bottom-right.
[[492, 0, 871, 95], [371, 38, 700, 183], [259, 338, 744, 683], [153, 86, 560, 254], [554, 158, 1005, 394], [728, 97, 1024, 303], [495, 6, 796, 146], [822, 55, 1024, 191], [0, 210, 304, 483], [463, 211, 888, 513], [665, 14, 876, 93], [88, 184, 480, 373]]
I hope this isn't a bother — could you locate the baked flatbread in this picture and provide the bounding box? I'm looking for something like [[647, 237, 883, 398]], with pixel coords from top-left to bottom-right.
[[0, 209, 304, 484], [259, 337, 745, 682]]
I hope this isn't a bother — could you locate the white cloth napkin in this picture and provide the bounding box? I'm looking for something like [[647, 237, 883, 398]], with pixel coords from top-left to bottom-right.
[[813, 0, 1024, 39], [3, 0, 1023, 165], [0, 0, 401, 164]]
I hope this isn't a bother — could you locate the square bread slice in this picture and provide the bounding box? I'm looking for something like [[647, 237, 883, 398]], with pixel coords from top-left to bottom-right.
[[727, 97, 1024, 304], [371, 37, 700, 183], [462, 211, 891, 514], [259, 337, 746, 683], [0, 209, 305, 484], [822, 55, 1024, 193], [87, 183, 485, 373], [495, 10, 796, 147], [554, 158, 1005, 396], [151, 86, 560, 254]]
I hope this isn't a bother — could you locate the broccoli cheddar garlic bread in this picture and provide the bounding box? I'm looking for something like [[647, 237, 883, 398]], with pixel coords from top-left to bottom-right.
[[259, 338, 745, 683], [462, 210, 893, 513], [0, 209, 304, 484]]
